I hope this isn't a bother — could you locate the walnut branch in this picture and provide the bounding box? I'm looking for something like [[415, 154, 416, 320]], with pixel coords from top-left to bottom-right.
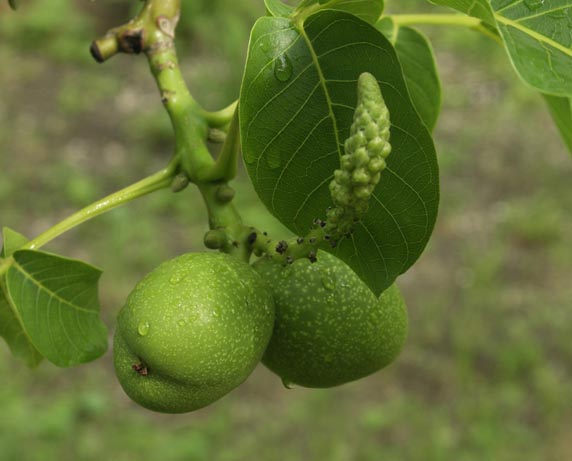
[[90, 0, 181, 63]]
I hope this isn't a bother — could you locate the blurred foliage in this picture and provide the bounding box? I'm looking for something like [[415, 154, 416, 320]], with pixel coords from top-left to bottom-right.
[[0, 0, 571, 460]]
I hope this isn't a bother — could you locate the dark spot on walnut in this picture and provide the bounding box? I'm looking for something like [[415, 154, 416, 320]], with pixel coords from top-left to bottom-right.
[[247, 232, 257, 245], [275, 240, 288, 254], [132, 363, 148, 376]]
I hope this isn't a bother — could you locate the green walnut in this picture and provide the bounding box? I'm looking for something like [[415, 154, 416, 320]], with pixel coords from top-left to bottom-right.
[[114, 252, 275, 413], [253, 251, 407, 388]]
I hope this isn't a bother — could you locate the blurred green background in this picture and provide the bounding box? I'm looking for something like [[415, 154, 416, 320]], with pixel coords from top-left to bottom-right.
[[1, 1, 571, 460]]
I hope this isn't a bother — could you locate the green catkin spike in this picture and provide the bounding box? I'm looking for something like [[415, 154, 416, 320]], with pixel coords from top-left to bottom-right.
[[326, 72, 391, 237], [257, 73, 391, 264]]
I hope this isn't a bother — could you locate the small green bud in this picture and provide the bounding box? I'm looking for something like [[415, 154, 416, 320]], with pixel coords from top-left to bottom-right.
[[208, 128, 227, 144], [380, 127, 390, 140], [369, 105, 383, 120], [341, 156, 353, 170], [334, 170, 351, 185], [204, 230, 227, 249], [215, 185, 236, 203], [367, 138, 384, 155], [352, 168, 370, 185], [354, 148, 369, 166], [171, 173, 190, 193], [368, 157, 385, 173], [365, 123, 379, 140], [354, 185, 374, 200], [358, 113, 371, 128], [351, 131, 367, 148], [344, 138, 356, 153]]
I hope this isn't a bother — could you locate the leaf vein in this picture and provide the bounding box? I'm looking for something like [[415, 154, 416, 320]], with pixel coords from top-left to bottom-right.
[[12, 261, 98, 315]]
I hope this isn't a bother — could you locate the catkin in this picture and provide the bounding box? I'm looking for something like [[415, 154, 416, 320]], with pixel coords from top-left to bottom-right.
[[326, 72, 391, 237]]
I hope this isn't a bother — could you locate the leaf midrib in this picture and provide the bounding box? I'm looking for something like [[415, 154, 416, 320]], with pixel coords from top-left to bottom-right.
[[295, 17, 344, 162], [296, 0, 371, 22], [513, 5, 572, 22], [450, 1, 572, 58], [0, 277, 38, 354], [495, 14, 572, 58], [11, 260, 97, 315]]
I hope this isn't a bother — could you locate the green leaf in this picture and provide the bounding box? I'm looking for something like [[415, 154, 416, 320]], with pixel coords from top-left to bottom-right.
[[295, 0, 384, 24], [5, 250, 108, 367], [0, 228, 43, 367], [2, 227, 28, 258], [240, 11, 439, 296], [491, 0, 572, 96], [430, 0, 572, 96], [543, 93, 572, 153], [378, 18, 442, 131], [0, 285, 43, 367], [8, 0, 18, 11], [428, 0, 495, 25], [265, 0, 294, 17]]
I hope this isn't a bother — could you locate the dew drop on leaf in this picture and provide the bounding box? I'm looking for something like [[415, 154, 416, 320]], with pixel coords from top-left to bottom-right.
[[266, 149, 282, 169], [138, 322, 150, 337], [523, 0, 544, 11], [274, 54, 293, 82], [547, 9, 566, 19], [243, 148, 257, 165], [177, 319, 186, 327], [259, 40, 270, 54]]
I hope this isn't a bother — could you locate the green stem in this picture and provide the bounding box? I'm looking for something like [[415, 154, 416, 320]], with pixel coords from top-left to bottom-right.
[[0, 159, 179, 277], [198, 183, 249, 261], [254, 230, 322, 262], [102, 0, 250, 260], [92, 0, 302, 265], [199, 108, 240, 182], [201, 101, 238, 128], [389, 14, 502, 43], [142, 23, 213, 179], [293, 0, 357, 23], [390, 14, 482, 28]]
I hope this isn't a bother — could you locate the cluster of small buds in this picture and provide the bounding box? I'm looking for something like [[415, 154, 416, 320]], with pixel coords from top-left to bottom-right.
[[327, 72, 391, 236]]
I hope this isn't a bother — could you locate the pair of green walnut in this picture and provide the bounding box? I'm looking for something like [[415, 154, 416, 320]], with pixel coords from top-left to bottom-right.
[[114, 73, 406, 413], [114, 251, 408, 413]]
